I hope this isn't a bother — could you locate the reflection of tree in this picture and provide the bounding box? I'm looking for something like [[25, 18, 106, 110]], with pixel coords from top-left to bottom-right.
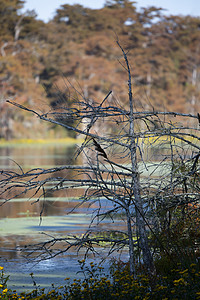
[[0, 147, 12, 170]]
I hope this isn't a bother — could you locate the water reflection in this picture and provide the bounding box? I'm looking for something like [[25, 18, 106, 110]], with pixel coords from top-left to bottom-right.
[[0, 143, 77, 170], [0, 143, 128, 291]]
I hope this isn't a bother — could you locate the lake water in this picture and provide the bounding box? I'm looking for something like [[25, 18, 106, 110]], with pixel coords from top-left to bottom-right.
[[0, 142, 129, 292]]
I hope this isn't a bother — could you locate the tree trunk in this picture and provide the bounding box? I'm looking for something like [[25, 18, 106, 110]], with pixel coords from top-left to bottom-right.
[[117, 40, 155, 273]]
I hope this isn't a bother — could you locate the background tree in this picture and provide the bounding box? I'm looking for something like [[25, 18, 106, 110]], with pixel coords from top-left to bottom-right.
[[0, 0, 25, 41], [0, 0, 200, 141]]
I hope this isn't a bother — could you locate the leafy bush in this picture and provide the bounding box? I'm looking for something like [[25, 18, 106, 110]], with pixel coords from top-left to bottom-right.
[[1, 260, 200, 299]]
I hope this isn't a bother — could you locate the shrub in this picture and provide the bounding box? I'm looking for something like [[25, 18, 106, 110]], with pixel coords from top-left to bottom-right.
[[1, 260, 200, 299]]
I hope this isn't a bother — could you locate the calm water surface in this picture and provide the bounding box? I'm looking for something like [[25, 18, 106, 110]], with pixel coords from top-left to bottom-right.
[[0, 142, 128, 292]]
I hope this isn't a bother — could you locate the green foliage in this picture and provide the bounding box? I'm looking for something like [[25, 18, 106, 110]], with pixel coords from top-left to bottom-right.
[[0, 0, 25, 39], [1, 260, 200, 299], [151, 202, 200, 273]]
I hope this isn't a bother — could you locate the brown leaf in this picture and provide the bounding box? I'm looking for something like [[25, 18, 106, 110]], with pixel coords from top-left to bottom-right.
[[92, 138, 108, 159]]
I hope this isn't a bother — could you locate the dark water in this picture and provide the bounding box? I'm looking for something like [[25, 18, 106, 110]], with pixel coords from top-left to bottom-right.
[[0, 142, 128, 292]]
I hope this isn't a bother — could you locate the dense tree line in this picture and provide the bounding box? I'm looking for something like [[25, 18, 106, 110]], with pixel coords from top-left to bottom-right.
[[0, 0, 200, 139]]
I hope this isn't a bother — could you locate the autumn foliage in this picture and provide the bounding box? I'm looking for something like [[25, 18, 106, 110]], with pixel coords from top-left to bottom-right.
[[0, 0, 200, 139]]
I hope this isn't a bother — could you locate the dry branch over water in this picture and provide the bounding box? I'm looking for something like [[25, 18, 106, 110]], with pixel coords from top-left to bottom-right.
[[0, 42, 200, 282]]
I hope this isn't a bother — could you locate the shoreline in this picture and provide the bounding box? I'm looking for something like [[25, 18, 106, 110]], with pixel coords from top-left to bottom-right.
[[0, 137, 83, 147]]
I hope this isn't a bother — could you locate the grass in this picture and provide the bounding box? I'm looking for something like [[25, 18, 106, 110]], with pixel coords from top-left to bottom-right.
[[0, 137, 83, 147]]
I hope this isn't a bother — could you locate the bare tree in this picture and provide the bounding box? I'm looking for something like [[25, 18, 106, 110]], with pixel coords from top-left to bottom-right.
[[1, 42, 200, 276]]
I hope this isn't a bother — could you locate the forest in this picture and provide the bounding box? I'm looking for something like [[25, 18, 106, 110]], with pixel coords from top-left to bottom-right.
[[0, 0, 200, 140]]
